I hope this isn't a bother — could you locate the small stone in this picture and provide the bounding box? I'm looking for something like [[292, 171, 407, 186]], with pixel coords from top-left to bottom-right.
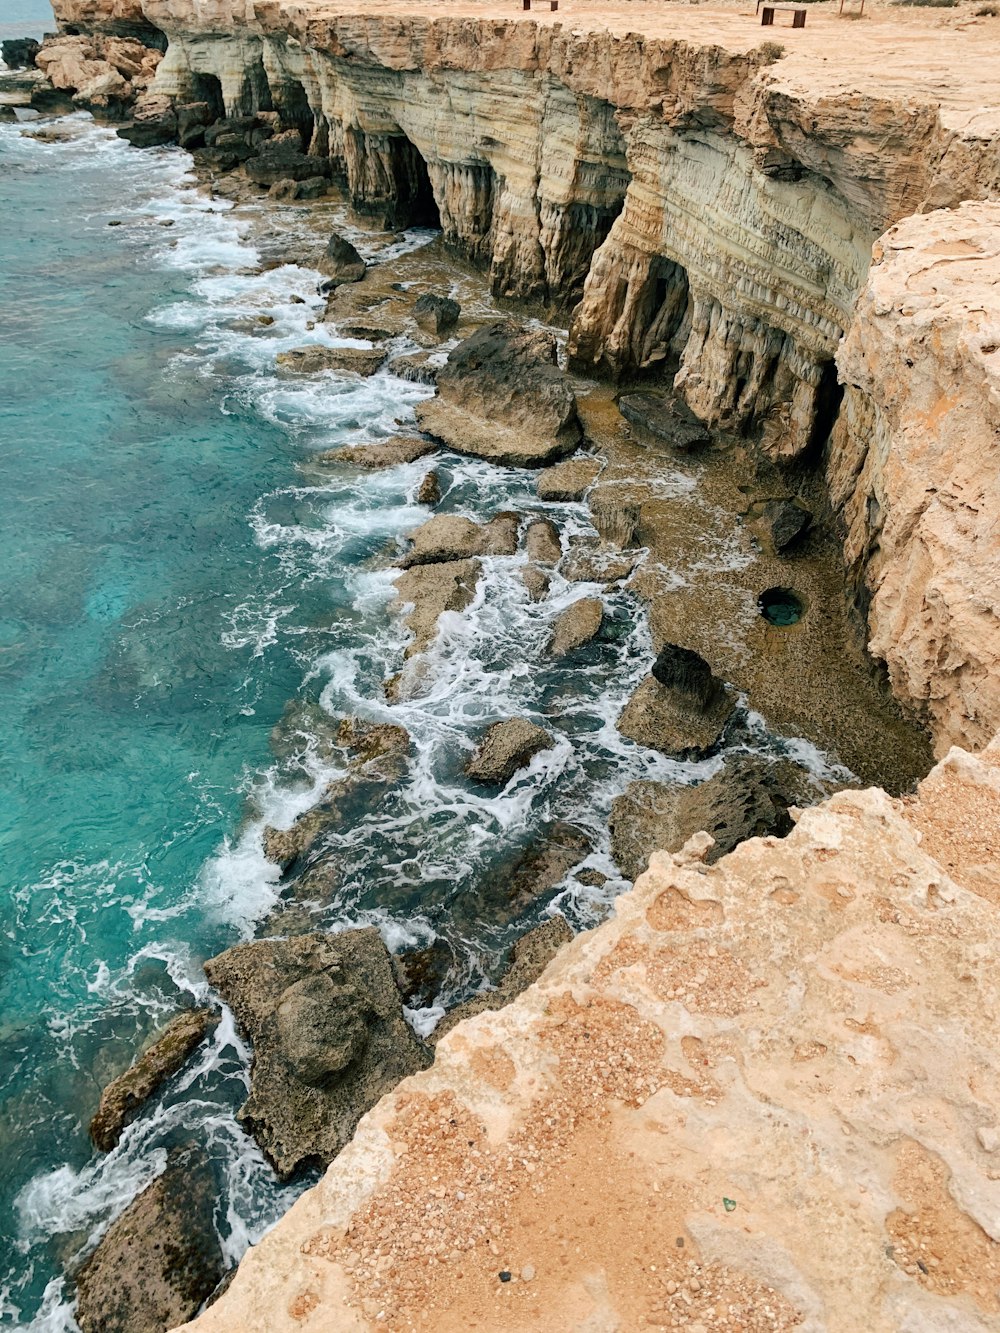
[[689, 1277, 701, 1292], [521, 1264, 535, 1282], [978, 1126, 1000, 1152], [499, 1270, 512, 1283]]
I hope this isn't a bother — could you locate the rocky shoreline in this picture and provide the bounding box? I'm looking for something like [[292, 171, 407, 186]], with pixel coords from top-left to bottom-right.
[[6, 0, 1000, 1326]]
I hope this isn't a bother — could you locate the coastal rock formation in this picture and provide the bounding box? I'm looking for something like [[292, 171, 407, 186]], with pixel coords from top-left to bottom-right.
[[90, 1007, 218, 1151], [546, 597, 603, 658], [180, 739, 1000, 1333], [317, 232, 366, 287], [204, 929, 432, 1179], [465, 718, 554, 787], [415, 323, 581, 468], [523, 518, 561, 565], [413, 293, 459, 337], [831, 202, 1000, 754], [618, 644, 736, 758], [390, 557, 480, 659], [397, 512, 518, 568], [321, 436, 435, 469], [77, 1146, 223, 1333], [277, 345, 385, 376], [536, 457, 601, 503]]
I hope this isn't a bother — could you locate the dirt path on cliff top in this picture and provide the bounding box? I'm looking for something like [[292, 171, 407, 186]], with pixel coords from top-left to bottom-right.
[[290, 0, 1000, 136]]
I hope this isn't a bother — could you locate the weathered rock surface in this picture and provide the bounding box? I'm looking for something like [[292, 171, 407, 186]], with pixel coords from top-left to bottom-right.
[[831, 201, 1000, 754], [76, 1146, 224, 1333], [90, 1007, 218, 1152], [471, 823, 592, 923], [520, 564, 550, 603], [412, 293, 460, 336], [317, 232, 366, 287], [536, 456, 601, 502], [560, 538, 642, 585], [609, 754, 820, 881], [183, 738, 1000, 1333], [277, 345, 385, 376], [416, 470, 440, 506], [204, 929, 432, 1179], [2, 39, 40, 69], [546, 597, 603, 658], [524, 518, 561, 565], [751, 497, 813, 554], [618, 646, 735, 758], [319, 435, 435, 469], [415, 322, 581, 468], [590, 495, 641, 549], [617, 392, 711, 452], [391, 558, 480, 658], [397, 512, 518, 568], [465, 718, 554, 786]]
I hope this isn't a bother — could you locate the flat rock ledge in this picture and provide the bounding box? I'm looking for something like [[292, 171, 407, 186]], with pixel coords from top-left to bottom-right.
[[180, 738, 1000, 1333]]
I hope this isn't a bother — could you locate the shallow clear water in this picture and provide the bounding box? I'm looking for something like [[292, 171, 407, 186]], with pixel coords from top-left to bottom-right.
[[0, 111, 850, 1331]]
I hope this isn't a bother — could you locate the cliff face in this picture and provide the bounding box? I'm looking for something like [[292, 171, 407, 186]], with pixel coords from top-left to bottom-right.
[[831, 202, 1000, 756], [178, 738, 1000, 1333], [44, 0, 1000, 743]]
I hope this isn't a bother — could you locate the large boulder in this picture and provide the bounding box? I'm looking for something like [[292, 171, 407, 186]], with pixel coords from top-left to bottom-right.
[[74, 1146, 225, 1333], [547, 597, 603, 657], [318, 436, 436, 469], [90, 1008, 218, 1152], [415, 321, 582, 467], [413, 293, 460, 336], [619, 392, 710, 451], [117, 92, 177, 147], [525, 518, 562, 565], [244, 129, 327, 186], [1, 38, 40, 69], [465, 718, 554, 786], [617, 645, 735, 758], [536, 456, 601, 502], [391, 558, 481, 659], [397, 512, 518, 568], [750, 497, 813, 554], [609, 755, 820, 881], [204, 929, 432, 1178], [317, 231, 366, 288]]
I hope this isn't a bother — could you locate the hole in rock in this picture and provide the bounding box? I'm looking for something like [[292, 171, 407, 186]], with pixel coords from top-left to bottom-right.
[[391, 136, 441, 230], [238, 58, 274, 116], [189, 72, 225, 123], [759, 587, 805, 627], [275, 77, 315, 149]]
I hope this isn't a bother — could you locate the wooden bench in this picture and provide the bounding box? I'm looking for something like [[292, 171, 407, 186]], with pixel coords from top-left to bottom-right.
[[760, 3, 806, 25], [523, 0, 559, 9]]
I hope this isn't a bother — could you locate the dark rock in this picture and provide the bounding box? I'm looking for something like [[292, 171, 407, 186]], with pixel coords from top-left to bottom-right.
[[619, 393, 711, 451], [389, 351, 440, 385], [609, 755, 821, 881], [115, 94, 178, 147], [413, 293, 460, 336], [318, 436, 436, 469], [292, 175, 328, 200], [617, 671, 735, 759], [392, 938, 456, 1009], [90, 1008, 218, 1152], [204, 929, 432, 1177], [317, 231, 366, 288], [2, 38, 41, 69], [525, 518, 562, 565], [547, 597, 603, 657], [536, 457, 601, 502], [752, 498, 813, 553], [417, 470, 441, 506], [415, 321, 582, 468], [175, 99, 213, 150], [575, 867, 608, 888], [74, 1146, 224, 1333], [245, 129, 329, 186], [432, 916, 573, 1043], [29, 85, 75, 115], [465, 718, 554, 786], [651, 643, 727, 711], [0, 106, 16, 123]]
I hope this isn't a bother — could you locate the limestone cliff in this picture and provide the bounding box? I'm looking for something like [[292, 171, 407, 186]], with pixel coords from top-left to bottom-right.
[[178, 738, 1000, 1332], [43, 0, 1000, 743]]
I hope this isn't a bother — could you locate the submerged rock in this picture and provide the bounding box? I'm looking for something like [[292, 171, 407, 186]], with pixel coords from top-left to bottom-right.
[[413, 293, 460, 336], [547, 597, 603, 657], [75, 1146, 224, 1333], [398, 512, 518, 567], [525, 518, 562, 565], [536, 456, 601, 502], [319, 435, 435, 469], [465, 718, 554, 786], [277, 345, 386, 376], [392, 937, 456, 1009], [415, 321, 582, 467], [417, 470, 442, 506], [204, 929, 432, 1178], [618, 645, 735, 758], [619, 392, 710, 451], [90, 1008, 218, 1152], [476, 823, 592, 919], [609, 755, 820, 881], [521, 564, 551, 602], [317, 230, 366, 288], [432, 915, 573, 1042]]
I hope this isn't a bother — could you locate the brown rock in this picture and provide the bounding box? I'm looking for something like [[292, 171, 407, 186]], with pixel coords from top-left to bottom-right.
[[547, 597, 604, 657], [536, 457, 601, 502], [465, 718, 554, 786], [561, 538, 642, 584], [398, 512, 518, 567], [618, 392, 711, 451], [417, 470, 442, 505], [392, 558, 481, 657], [413, 293, 460, 336], [317, 231, 366, 287], [318, 435, 435, 468], [75, 1146, 224, 1333], [204, 930, 431, 1178], [617, 673, 735, 758], [521, 565, 551, 602], [90, 1009, 219, 1152], [277, 345, 386, 376], [525, 518, 562, 564], [591, 496, 642, 549]]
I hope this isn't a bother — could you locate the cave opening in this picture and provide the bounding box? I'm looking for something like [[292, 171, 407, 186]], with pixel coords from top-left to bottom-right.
[[238, 58, 274, 116], [189, 72, 225, 123], [635, 256, 691, 373], [391, 136, 441, 230], [275, 77, 315, 150]]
